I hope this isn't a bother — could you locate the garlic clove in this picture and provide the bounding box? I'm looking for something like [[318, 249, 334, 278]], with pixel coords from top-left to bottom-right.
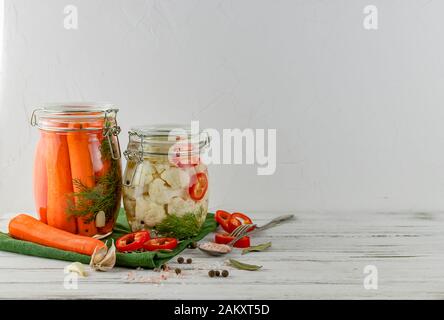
[[95, 211, 106, 228], [92, 231, 113, 240], [66, 262, 88, 277], [90, 240, 116, 272], [90, 245, 107, 265]]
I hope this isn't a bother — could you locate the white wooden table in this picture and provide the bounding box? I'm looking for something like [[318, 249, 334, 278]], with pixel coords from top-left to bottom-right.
[[1, 210, 443, 299]]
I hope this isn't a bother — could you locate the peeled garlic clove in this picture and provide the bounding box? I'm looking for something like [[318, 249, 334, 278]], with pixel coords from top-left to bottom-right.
[[66, 262, 87, 277], [95, 211, 106, 228]]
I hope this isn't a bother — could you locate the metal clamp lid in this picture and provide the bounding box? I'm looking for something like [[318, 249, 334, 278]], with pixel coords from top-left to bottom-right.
[[30, 104, 122, 160], [122, 131, 145, 186], [102, 109, 121, 160]]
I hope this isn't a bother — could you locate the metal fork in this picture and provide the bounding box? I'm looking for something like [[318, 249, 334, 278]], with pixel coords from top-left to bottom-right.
[[229, 214, 294, 238], [229, 223, 256, 238]]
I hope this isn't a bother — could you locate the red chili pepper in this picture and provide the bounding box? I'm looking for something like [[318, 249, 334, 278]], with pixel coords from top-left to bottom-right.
[[143, 237, 178, 251], [228, 212, 255, 232], [215, 210, 233, 232], [215, 232, 251, 248], [116, 231, 150, 252], [189, 172, 208, 201]]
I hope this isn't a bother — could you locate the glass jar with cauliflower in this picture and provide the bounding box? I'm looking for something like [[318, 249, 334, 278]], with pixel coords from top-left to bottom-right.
[[122, 125, 210, 239]]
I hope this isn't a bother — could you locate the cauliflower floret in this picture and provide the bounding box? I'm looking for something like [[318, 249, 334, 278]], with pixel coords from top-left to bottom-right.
[[160, 167, 190, 190], [132, 161, 154, 186], [167, 197, 197, 217], [135, 197, 167, 227], [149, 178, 181, 205], [153, 162, 170, 174]]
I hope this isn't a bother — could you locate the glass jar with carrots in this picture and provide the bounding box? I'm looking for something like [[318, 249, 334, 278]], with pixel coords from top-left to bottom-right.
[[30, 103, 123, 237]]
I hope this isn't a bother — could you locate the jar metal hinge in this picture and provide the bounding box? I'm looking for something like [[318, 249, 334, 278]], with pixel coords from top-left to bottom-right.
[[30, 108, 43, 126], [103, 109, 122, 160], [122, 131, 144, 187]]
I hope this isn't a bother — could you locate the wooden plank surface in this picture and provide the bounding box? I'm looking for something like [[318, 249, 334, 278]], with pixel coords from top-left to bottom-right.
[[0, 210, 443, 299]]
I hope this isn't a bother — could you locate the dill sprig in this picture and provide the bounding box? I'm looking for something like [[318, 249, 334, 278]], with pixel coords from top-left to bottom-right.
[[67, 137, 122, 223], [155, 210, 203, 239]]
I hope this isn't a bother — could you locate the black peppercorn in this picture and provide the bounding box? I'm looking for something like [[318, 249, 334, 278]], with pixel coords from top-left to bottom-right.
[[222, 270, 229, 277], [208, 270, 215, 277], [175, 268, 181, 275], [177, 257, 184, 264], [188, 241, 198, 249], [186, 258, 192, 264], [215, 270, 221, 277]]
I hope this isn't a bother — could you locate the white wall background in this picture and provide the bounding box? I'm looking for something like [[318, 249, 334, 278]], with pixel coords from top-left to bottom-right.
[[1, 0, 444, 215]]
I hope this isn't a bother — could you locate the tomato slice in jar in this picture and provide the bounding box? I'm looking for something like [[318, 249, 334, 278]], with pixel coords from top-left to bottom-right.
[[189, 172, 208, 201], [228, 212, 255, 232], [143, 237, 178, 251], [116, 231, 150, 252], [215, 232, 251, 248]]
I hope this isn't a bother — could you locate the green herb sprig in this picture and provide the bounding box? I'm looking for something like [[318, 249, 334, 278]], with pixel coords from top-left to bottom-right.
[[156, 211, 203, 239], [67, 138, 122, 223]]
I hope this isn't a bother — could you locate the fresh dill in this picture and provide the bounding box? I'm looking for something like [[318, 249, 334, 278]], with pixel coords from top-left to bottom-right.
[[155, 210, 204, 239], [67, 137, 122, 223]]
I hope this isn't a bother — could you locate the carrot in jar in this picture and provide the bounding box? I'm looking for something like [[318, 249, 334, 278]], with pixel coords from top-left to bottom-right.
[[89, 133, 104, 176], [45, 131, 77, 233], [33, 131, 48, 223], [67, 123, 98, 237], [97, 125, 112, 179]]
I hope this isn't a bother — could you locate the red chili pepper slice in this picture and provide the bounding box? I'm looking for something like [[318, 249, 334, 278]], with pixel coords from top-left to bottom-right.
[[215, 210, 233, 232], [228, 212, 255, 232], [189, 172, 208, 201], [143, 237, 178, 251], [215, 232, 251, 248], [116, 231, 150, 252]]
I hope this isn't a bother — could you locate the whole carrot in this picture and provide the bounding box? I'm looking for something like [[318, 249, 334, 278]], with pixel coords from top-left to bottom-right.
[[46, 132, 77, 233], [9, 214, 106, 256], [33, 131, 48, 223], [67, 123, 98, 236]]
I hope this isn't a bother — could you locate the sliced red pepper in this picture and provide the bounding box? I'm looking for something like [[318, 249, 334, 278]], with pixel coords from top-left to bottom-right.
[[228, 212, 255, 232], [215, 210, 233, 232], [215, 232, 251, 248], [189, 172, 208, 201], [116, 231, 150, 252], [143, 237, 178, 251]]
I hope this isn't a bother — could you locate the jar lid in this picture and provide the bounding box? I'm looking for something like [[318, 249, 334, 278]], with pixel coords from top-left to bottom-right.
[[129, 124, 196, 139], [30, 102, 119, 131], [126, 124, 210, 157]]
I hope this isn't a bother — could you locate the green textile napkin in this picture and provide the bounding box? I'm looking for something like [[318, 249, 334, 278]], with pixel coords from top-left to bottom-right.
[[0, 208, 217, 269]]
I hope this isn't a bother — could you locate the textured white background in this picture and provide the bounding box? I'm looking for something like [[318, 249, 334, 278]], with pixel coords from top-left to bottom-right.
[[1, 0, 444, 215]]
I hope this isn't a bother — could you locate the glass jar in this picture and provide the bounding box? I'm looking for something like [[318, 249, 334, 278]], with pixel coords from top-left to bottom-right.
[[30, 103, 123, 236], [122, 125, 210, 238]]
